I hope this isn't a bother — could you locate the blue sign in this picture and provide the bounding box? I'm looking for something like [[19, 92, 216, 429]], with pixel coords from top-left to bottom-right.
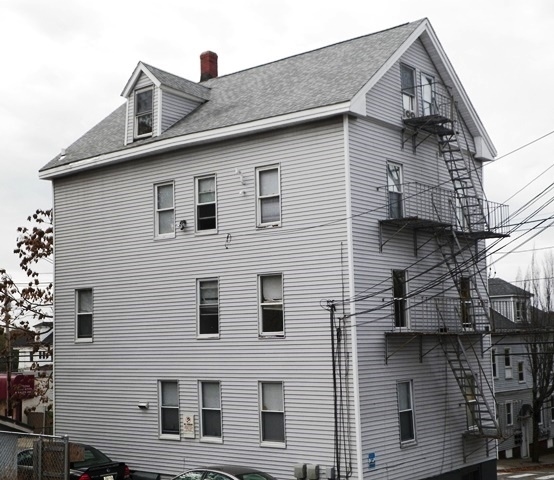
[[368, 452, 376, 469]]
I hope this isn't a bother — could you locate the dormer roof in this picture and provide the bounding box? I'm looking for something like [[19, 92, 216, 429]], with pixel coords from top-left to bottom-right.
[[489, 278, 532, 298], [121, 62, 211, 102], [40, 18, 496, 179]]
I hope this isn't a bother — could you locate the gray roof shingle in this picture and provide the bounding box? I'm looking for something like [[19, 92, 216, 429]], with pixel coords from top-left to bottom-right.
[[489, 277, 531, 298], [40, 20, 424, 173]]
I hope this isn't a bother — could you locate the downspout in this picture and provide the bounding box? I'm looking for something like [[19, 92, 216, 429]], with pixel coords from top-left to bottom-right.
[[343, 114, 364, 479]]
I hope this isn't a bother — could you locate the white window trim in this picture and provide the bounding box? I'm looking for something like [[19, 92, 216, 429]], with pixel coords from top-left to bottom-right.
[[492, 348, 498, 379], [197, 278, 220, 339], [159, 380, 181, 440], [518, 361, 525, 383], [504, 348, 513, 379], [195, 175, 218, 234], [75, 288, 93, 343], [259, 381, 286, 447], [397, 380, 416, 445], [134, 86, 154, 139], [199, 381, 223, 443], [256, 165, 281, 228], [258, 274, 284, 338], [154, 182, 175, 239], [400, 63, 416, 116]]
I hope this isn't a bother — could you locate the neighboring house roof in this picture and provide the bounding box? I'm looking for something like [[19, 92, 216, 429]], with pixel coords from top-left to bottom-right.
[[10, 330, 36, 348], [490, 309, 524, 332], [39, 18, 496, 179], [489, 277, 531, 298]]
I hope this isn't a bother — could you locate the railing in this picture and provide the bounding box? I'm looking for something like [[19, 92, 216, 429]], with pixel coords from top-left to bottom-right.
[[402, 83, 454, 120], [382, 181, 509, 236], [387, 295, 491, 333]]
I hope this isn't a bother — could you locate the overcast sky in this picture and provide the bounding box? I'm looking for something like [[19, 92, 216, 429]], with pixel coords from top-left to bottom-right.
[[1, 0, 553, 285]]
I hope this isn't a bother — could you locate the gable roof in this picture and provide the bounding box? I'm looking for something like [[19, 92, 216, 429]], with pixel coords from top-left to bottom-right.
[[489, 277, 532, 298], [40, 18, 495, 179]]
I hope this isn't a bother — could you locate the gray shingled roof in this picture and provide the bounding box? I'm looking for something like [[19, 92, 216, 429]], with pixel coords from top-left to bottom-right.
[[141, 63, 211, 100], [41, 20, 424, 172], [489, 277, 531, 298]]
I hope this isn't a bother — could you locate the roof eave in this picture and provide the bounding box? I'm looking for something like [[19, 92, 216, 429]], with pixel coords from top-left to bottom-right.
[[39, 102, 352, 180]]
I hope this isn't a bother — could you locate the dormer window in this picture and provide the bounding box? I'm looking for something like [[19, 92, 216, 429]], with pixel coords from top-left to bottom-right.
[[135, 87, 153, 138]]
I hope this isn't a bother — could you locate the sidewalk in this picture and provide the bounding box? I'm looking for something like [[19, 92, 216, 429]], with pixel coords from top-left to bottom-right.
[[497, 451, 554, 472]]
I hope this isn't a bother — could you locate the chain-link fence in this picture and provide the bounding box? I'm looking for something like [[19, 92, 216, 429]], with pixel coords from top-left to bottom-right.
[[0, 431, 68, 480]]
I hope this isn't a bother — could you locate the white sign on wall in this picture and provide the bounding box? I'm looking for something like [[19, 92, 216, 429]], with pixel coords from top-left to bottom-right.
[[182, 413, 195, 439]]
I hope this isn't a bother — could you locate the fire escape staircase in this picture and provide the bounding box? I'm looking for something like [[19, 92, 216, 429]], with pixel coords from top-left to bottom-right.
[[402, 86, 501, 441], [439, 334, 501, 438]]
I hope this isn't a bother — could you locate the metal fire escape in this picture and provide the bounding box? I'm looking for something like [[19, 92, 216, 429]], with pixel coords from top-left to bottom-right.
[[394, 83, 508, 442]]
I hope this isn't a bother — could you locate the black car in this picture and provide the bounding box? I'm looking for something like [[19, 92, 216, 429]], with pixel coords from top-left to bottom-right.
[[172, 466, 277, 480], [18, 442, 132, 480]]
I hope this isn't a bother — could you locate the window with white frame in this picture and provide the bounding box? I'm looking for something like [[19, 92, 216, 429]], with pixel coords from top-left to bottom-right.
[[260, 381, 285, 444], [159, 380, 180, 437], [196, 176, 217, 231], [392, 269, 407, 328], [397, 380, 415, 443], [400, 64, 416, 115], [492, 348, 497, 378], [135, 87, 153, 138], [515, 300, 526, 322], [387, 162, 403, 219], [155, 183, 175, 238], [259, 274, 283, 336], [518, 361, 525, 382], [76, 289, 93, 341], [464, 374, 477, 429], [198, 279, 219, 337], [200, 381, 222, 440], [504, 348, 512, 379], [421, 73, 435, 116], [506, 401, 513, 426], [256, 166, 281, 226]]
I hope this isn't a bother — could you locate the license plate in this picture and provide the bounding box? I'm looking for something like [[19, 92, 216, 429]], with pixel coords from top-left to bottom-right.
[[104, 475, 114, 480]]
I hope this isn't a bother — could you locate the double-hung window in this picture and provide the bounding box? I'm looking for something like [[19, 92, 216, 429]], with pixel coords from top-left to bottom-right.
[[200, 381, 222, 440], [505, 401, 513, 426], [198, 279, 219, 337], [256, 166, 281, 226], [397, 380, 415, 443], [159, 380, 180, 437], [260, 381, 285, 444], [259, 274, 283, 336], [504, 348, 512, 379], [76, 289, 93, 341], [135, 87, 153, 138], [518, 361, 525, 382], [196, 176, 217, 232], [155, 183, 175, 238]]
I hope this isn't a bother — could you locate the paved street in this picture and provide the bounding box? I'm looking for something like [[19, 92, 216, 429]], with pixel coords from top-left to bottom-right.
[[499, 472, 554, 479]]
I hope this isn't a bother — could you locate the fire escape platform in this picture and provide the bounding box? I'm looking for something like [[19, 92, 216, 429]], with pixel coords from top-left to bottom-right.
[[403, 114, 454, 135]]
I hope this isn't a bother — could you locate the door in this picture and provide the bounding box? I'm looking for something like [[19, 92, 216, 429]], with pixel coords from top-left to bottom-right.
[[521, 417, 530, 458], [393, 270, 408, 329], [421, 74, 435, 116], [460, 276, 473, 329]]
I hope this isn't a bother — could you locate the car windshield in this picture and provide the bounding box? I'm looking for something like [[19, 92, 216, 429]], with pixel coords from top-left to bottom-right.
[[70, 445, 112, 469]]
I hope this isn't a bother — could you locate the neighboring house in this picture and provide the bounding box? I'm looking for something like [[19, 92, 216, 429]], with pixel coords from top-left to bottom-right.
[[489, 278, 554, 459], [39, 19, 509, 480]]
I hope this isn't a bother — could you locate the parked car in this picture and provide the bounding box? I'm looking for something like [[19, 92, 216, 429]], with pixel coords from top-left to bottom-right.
[[17, 442, 132, 480], [172, 466, 277, 480]]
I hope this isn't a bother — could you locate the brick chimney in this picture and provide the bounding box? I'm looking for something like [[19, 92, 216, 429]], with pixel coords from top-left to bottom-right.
[[200, 51, 218, 82]]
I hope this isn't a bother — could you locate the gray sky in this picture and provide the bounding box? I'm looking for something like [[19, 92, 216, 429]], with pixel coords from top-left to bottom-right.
[[1, 0, 553, 285]]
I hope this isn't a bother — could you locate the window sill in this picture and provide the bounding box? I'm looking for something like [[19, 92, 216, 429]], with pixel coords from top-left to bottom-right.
[[197, 334, 220, 340], [154, 234, 176, 241], [260, 441, 286, 449], [159, 434, 181, 441], [259, 333, 285, 339], [75, 338, 93, 344], [400, 440, 417, 448], [200, 437, 223, 444], [195, 229, 218, 236], [257, 223, 281, 229]]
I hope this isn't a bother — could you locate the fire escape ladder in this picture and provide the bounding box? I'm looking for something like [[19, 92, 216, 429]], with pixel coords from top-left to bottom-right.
[[435, 229, 490, 331], [437, 113, 488, 235], [440, 335, 500, 438]]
